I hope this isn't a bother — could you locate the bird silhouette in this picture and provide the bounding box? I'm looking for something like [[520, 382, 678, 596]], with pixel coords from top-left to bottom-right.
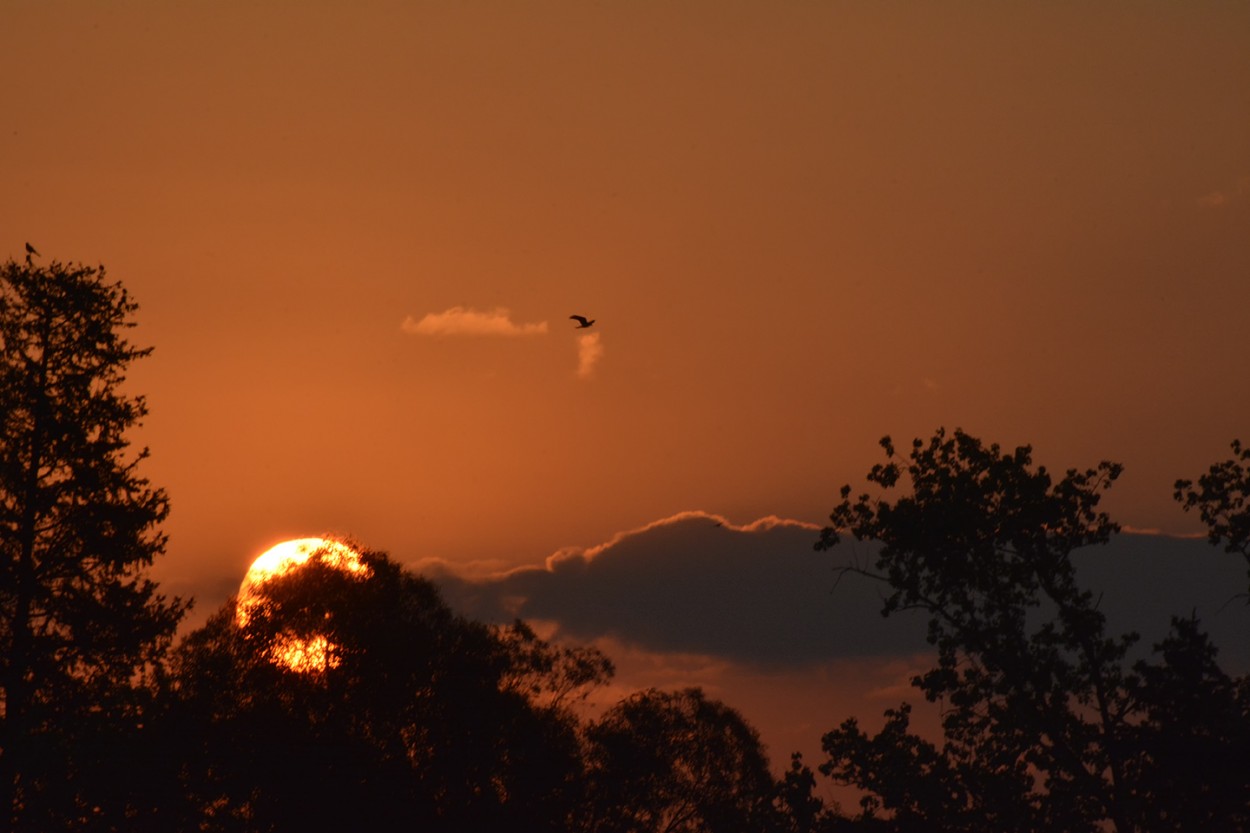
[[25, 242, 39, 257], [569, 315, 595, 329]]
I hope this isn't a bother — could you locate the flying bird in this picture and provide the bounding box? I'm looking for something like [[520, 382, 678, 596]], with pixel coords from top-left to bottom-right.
[[569, 315, 595, 329], [25, 242, 39, 257]]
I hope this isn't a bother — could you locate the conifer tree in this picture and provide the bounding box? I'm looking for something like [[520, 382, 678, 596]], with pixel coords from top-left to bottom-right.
[[0, 257, 185, 830]]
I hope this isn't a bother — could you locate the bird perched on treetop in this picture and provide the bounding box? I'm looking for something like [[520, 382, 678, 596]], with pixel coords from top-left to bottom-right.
[[569, 315, 595, 329], [25, 242, 39, 258]]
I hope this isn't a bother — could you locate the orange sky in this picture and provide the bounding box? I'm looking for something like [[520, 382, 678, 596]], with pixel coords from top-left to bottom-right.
[[4, 0, 1249, 766]]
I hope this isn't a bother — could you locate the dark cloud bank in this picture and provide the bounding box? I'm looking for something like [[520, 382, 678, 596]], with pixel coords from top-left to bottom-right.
[[428, 513, 1249, 672]]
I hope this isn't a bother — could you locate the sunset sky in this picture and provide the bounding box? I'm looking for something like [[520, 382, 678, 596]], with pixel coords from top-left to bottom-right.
[[5, 1, 1248, 770]]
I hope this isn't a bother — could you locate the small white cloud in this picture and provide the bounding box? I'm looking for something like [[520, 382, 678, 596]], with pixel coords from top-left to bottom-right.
[[401, 307, 548, 337], [576, 332, 603, 379]]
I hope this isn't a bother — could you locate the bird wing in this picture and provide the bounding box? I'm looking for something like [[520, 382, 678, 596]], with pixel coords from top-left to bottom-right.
[[570, 315, 589, 326]]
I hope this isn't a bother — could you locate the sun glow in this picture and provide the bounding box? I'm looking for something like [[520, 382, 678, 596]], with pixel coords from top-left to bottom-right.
[[237, 537, 367, 672]]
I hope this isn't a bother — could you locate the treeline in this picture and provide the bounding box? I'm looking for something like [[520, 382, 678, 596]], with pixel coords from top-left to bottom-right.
[[1, 257, 1248, 832]]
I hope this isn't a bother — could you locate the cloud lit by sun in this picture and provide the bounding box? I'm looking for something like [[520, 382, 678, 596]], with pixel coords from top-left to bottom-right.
[[401, 307, 548, 337]]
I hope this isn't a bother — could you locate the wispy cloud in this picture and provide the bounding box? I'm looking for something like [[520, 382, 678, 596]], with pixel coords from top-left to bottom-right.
[[576, 332, 603, 379], [401, 307, 548, 337]]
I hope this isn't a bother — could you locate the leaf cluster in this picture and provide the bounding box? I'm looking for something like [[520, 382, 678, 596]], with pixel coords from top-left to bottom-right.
[[1175, 439, 1250, 580]]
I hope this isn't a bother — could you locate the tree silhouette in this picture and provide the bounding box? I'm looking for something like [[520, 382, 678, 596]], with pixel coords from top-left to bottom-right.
[[0, 258, 186, 830], [1145, 438, 1250, 829], [1175, 438, 1250, 590], [774, 752, 858, 833], [817, 430, 1144, 831], [580, 687, 782, 833], [170, 548, 610, 832], [498, 618, 615, 713], [1126, 616, 1250, 831]]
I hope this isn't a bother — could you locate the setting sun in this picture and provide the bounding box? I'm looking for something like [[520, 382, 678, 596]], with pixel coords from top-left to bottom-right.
[[236, 537, 367, 672]]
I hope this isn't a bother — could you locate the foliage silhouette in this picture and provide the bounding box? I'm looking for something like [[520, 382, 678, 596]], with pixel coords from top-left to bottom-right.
[[1125, 616, 1250, 831], [815, 428, 1250, 832], [0, 257, 186, 830], [1175, 438, 1250, 589], [170, 547, 611, 832], [580, 686, 782, 833], [773, 752, 862, 833]]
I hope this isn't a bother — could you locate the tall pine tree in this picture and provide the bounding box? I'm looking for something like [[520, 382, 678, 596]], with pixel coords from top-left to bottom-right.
[[0, 256, 185, 830]]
